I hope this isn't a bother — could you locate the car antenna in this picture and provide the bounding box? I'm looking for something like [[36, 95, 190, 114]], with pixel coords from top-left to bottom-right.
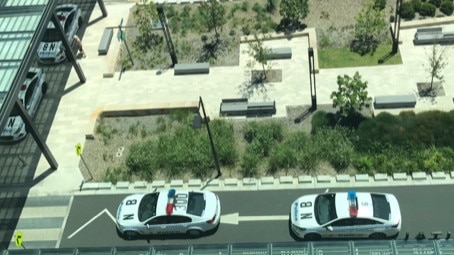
[[152, 187, 157, 193], [324, 188, 329, 193]]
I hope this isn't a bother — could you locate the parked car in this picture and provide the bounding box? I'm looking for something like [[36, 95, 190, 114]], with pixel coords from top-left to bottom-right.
[[116, 189, 221, 240], [290, 190, 401, 240], [37, 4, 83, 64], [0, 68, 48, 142]]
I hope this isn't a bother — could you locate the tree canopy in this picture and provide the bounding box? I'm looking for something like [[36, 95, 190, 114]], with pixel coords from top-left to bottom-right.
[[279, 0, 309, 25], [330, 72, 372, 117]]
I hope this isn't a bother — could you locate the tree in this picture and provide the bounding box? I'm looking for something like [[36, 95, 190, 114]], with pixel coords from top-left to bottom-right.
[[133, 1, 159, 51], [351, 0, 386, 55], [198, 0, 226, 39], [279, 0, 309, 25], [330, 72, 372, 117], [426, 45, 448, 91], [247, 34, 272, 80]]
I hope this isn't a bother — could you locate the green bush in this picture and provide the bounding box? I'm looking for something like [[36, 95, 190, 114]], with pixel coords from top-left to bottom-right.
[[298, 142, 320, 172], [126, 139, 157, 176], [428, 0, 442, 7], [310, 111, 336, 134], [312, 128, 354, 170], [211, 119, 238, 166], [241, 24, 251, 35], [241, 149, 260, 177], [411, 0, 423, 12], [400, 1, 416, 20], [419, 2, 437, 16], [440, 0, 454, 15], [241, 1, 249, 12], [374, 0, 387, 10], [268, 144, 298, 174]]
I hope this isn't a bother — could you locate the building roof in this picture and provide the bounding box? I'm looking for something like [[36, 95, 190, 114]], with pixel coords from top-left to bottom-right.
[[0, 0, 54, 131]]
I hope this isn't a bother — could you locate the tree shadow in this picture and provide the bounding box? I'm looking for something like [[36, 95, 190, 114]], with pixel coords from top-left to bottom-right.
[[197, 38, 226, 63], [275, 18, 307, 36], [237, 70, 271, 101]]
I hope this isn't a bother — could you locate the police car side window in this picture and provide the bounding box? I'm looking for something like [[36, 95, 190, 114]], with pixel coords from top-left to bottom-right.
[[169, 215, 191, 224], [147, 216, 167, 225], [331, 219, 351, 227], [355, 218, 381, 225]]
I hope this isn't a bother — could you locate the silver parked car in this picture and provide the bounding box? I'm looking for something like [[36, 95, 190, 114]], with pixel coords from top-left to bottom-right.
[[116, 189, 221, 240], [37, 4, 83, 64], [290, 190, 401, 240], [1, 68, 48, 142]]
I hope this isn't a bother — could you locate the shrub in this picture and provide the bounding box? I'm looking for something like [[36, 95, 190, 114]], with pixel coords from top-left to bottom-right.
[[374, 0, 387, 10], [241, 24, 251, 35], [352, 154, 374, 175], [312, 128, 354, 170], [241, 149, 260, 177], [419, 2, 437, 16], [298, 142, 320, 172], [211, 119, 238, 166], [310, 111, 336, 134], [268, 144, 298, 174], [400, 2, 416, 20], [229, 29, 236, 36], [440, 0, 454, 15], [411, 0, 423, 12], [428, 0, 442, 7], [241, 1, 249, 12], [126, 139, 157, 175]]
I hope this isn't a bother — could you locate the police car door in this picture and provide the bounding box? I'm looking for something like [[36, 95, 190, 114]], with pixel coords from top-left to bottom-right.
[[166, 215, 192, 234], [145, 216, 168, 235], [326, 218, 356, 238]]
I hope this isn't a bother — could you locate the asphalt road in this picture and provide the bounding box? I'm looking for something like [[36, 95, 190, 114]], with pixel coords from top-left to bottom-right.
[[59, 185, 454, 248]]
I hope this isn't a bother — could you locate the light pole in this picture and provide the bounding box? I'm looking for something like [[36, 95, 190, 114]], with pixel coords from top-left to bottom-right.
[[308, 47, 317, 110], [193, 96, 222, 179]]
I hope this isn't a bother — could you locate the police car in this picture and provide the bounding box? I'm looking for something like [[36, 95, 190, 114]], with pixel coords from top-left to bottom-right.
[[37, 4, 83, 64], [0, 68, 48, 142], [116, 189, 221, 240], [290, 190, 401, 240]]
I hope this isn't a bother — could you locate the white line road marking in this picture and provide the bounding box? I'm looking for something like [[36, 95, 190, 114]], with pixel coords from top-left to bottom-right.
[[20, 206, 68, 218], [67, 208, 116, 239], [221, 212, 289, 225]]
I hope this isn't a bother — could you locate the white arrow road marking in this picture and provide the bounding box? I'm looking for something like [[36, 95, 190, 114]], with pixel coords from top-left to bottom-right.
[[221, 212, 289, 225], [67, 208, 116, 239]]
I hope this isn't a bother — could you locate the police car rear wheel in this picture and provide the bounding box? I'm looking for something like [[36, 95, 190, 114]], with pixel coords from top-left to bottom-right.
[[187, 229, 203, 237], [304, 233, 321, 241], [42, 82, 48, 95], [369, 233, 387, 240], [124, 231, 139, 240]]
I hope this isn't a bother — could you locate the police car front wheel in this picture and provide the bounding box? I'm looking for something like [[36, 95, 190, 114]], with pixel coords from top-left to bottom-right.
[[304, 233, 321, 240], [123, 230, 139, 240], [187, 229, 203, 237]]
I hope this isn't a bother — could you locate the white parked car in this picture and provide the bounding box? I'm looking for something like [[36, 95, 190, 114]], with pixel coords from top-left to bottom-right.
[[116, 189, 221, 240], [0, 68, 48, 142], [290, 190, 401, 240], [37, 4, 83, 64]]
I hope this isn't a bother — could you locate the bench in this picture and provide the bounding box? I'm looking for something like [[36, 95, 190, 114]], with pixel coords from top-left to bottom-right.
[[247, 101, 276, 116], [98, 28, 113, 55], [269, 47, 292, 60], [220, 98, 248, 116], [220, 98, 276, 117], [413, 27, 454, 45], [174, 63, 210, 75], [374, 94, 416, 109]]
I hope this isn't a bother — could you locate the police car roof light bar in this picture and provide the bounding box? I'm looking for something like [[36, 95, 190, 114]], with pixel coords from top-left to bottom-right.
[[166, 189, 176, 215], [348, 190, 358, 217]]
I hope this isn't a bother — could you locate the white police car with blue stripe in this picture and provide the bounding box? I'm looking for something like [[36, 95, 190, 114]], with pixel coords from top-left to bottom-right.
[[116, 189, 221, 239], [290, 190, 401, 240]]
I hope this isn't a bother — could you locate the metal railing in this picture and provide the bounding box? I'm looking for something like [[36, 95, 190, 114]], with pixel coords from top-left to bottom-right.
[[3, 239, 454, 255]]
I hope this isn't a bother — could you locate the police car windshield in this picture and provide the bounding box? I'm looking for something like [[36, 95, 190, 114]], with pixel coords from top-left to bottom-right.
[[186, 192, 206, 216], [314, 193, 337, 225], [138, 193, 159, 222]]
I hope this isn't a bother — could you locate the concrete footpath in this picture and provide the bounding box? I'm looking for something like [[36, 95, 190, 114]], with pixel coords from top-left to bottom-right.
[[29, 1, 454, 197]]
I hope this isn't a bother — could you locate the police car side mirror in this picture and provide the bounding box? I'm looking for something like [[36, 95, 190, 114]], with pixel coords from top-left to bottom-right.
[[326, 226, 334, 231], [146, 224, 150, 229]]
